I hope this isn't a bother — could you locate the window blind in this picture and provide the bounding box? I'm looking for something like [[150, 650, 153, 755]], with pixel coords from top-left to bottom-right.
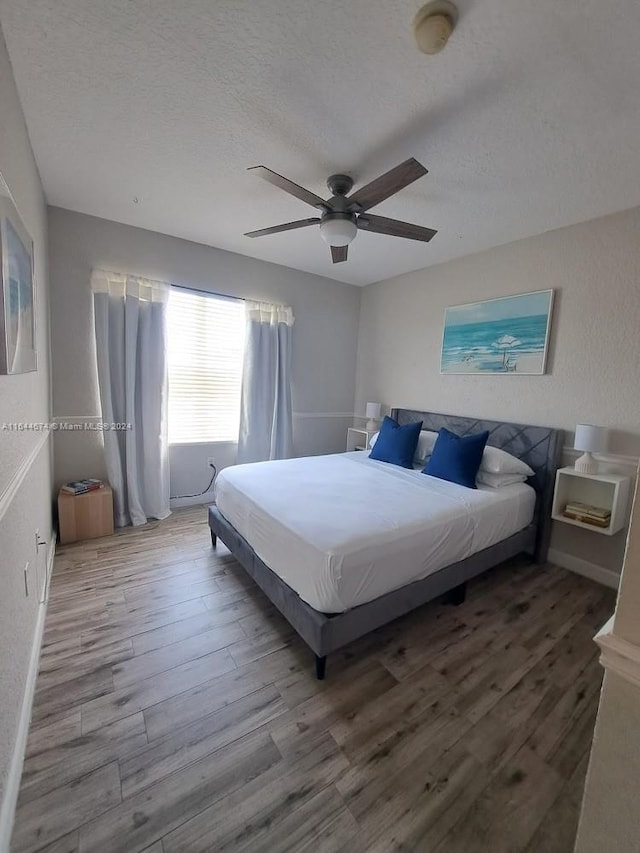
[[167, 288, 245, 444]]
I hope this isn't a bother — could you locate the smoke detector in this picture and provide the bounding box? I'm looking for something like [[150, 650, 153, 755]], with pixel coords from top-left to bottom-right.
[[413, 1, 458, 54]]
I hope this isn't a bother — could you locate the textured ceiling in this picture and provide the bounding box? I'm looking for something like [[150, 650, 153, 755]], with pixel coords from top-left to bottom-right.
[[1, 0, 640, 286]]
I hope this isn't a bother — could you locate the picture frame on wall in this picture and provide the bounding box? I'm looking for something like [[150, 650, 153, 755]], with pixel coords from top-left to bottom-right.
[[0, 172, 36, 374], [440, 289, 554, 375]]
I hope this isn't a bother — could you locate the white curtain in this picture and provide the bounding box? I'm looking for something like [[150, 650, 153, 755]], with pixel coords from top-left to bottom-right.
[[92, 270, 171, 527], [237, 301, 294, 464]]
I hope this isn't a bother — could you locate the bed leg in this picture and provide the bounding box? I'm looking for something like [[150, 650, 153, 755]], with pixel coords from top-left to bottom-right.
[[315, 655, 327, 680], [444, 582, 466, 606], [210, 530, 217, 548]]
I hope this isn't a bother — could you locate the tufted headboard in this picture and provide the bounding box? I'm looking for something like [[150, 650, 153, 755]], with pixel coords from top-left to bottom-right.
[[391, 408, 563, 563]]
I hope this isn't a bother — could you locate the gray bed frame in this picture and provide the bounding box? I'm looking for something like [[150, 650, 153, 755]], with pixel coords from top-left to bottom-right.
[[208, 408, 562, 679]]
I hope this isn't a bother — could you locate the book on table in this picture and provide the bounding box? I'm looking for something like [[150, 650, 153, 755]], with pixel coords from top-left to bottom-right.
[[61, 478, 104, 495], [563, 500, 611, 527]]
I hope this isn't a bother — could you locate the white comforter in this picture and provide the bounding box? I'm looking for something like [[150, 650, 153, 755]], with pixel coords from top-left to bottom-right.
[[215, 451, 535, 613]]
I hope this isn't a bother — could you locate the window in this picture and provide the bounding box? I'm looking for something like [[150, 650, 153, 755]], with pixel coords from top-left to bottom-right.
[[167, 288, 245, 444]]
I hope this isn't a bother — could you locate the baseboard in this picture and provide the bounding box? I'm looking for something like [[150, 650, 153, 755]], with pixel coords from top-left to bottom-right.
[[548, 547, 621, 590], [0, 593, 49, 851], [169, 491, 216, 510]]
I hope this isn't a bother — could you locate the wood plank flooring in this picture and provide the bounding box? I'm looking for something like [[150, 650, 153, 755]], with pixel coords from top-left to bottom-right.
[[11, 506, 613, 852]]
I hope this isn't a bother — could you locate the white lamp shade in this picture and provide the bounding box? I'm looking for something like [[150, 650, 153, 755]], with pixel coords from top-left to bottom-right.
[[365, 402, 382, 419], [319, 216, 357, 247], [574, 424, 608, 453]]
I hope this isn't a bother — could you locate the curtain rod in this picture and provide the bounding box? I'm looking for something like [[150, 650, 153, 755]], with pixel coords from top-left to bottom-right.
[[170, 282, 244, 303], [92, 268, 245, 304]]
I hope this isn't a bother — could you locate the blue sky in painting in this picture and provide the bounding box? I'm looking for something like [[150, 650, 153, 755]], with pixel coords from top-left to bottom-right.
[[446, 291, 552, 327]]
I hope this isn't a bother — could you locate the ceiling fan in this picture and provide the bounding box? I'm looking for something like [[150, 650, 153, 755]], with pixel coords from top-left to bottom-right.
[[244, 157, 437, 264]]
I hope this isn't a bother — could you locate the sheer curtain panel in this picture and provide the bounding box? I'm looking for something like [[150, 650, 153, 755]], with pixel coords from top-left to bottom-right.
[[92, 270, 171, 527], [238, 301, 294, 464]]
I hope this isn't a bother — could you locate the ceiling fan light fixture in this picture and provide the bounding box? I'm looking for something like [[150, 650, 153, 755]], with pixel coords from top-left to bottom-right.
[[319, 214, 357, 247]]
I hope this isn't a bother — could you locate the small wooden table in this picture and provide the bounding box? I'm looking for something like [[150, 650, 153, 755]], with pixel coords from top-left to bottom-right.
[[58, 485, 114, 544]]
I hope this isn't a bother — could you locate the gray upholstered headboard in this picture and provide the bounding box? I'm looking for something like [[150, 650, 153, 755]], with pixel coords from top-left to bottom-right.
[[391, 408, 563, 563]]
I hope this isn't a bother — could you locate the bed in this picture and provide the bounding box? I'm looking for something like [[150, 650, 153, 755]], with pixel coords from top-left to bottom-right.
[[208, 408, 562, 678]]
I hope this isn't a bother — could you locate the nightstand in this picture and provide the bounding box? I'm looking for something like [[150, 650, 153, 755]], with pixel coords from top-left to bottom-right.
[[551, 467, 631, 536], [58, 485, 114, 544], [346, 427, 378, 452]]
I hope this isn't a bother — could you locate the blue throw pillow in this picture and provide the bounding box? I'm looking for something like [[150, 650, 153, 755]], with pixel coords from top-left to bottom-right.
[[424, 427, 490, 488], [369, 416, 423, 469]]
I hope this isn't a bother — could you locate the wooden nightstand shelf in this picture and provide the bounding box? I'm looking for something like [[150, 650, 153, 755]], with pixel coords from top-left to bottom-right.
[[346, 427, 378, 452], [58, 485, 114, 544], [551, 467, 631, 536]]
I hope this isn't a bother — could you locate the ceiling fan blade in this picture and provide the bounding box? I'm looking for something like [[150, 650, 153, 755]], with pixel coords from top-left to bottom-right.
[[347, 158, 428, 212], [331, 245, 348, 263], [248, 166, 328, 210], [357, 213, 437, 243], [244, 217, 321, 238]]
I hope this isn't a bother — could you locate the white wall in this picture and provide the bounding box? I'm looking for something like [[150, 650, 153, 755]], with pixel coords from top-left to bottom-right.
[[47, 207, 361, 501], [355, 207, 640, 574], [575, 670, 640, 853], [0, 24, 53, 844], [575, 473, 640, 852]]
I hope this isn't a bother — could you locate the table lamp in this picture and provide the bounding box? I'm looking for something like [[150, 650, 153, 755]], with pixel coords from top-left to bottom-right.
[[574, 424, 608, 474], [365, 402, 382, 432]]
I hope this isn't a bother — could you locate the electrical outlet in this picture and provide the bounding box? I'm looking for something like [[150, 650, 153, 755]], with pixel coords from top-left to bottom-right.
[[24, 562, 29, 597], [207, 457, 215, 468]]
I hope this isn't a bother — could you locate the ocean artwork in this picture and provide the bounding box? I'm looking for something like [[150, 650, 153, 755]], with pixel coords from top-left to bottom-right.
[[0, 176, 36, 375], [440, 290, 553, 375]]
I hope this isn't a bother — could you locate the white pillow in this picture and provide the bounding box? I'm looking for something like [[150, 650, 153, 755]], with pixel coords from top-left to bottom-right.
[[477, 470, 530, 488], [480, 445, 534, 477], [369, 428, 438, 465], [415, 430, 439, 463]]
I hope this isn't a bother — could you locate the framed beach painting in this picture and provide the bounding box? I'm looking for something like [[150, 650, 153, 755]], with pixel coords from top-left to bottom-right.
[[440, 289, 554, 375], [0, 172, 36, 374]]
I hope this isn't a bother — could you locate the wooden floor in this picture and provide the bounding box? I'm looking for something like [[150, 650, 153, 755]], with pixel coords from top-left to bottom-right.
[[11, 507, 613, 853]]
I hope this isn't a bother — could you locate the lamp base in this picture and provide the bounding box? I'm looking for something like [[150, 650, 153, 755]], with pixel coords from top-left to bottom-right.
[[366, 419, 378, 432], [574, 451, 598, 474]]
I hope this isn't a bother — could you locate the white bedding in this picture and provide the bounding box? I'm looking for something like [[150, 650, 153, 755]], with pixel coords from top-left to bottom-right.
[[215, 451, 536, 613]]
